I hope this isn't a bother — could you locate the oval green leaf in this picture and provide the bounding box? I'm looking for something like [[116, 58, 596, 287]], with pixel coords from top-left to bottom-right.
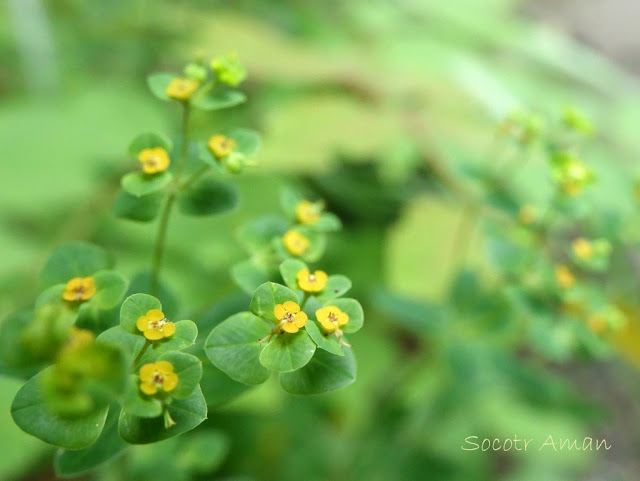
[[279, 347, 356, 395], [40, 242, 111, 288], [192, 86, 246, 110], [120, 293, 162, 333], [204, 312, 271, 385], [93, 270, 129, 309], [304, 320, 344, 356], [156, 351, 202, 399], [147, 73, 178, 101], [331, 298, 364, 334], [279, 259, 307, 290], [128, 132, 173, 158], [121, 171, 173, 198], [316, 275, 352, 302], [11, 368, 109, 449], [114, 190, 164, 222], [177, 177, 239, 217], [259, 330, 316, 373]]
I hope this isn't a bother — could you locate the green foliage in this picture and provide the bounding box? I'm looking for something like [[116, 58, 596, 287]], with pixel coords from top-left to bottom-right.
[[177, 178, 239, 216], [40, 242, 111, 288]]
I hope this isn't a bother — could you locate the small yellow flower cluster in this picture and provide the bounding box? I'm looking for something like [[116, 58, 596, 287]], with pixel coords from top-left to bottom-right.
[[283, 230, 310, 256], [297, 268, 328, 293], [138, 147, 170, 174], [571, 238, 593, 260], [136, 309, 176, 340], [518, 205, 537, 226], [316, 306, 349, 333], [296, 200, 323, 225], [274, 301, 308, 333], [554, 265, 575, 289], [139, 361, 178, 395], [207, 134, 237, 159], [62, 277, 96, 302], [165, 78, 200, 100]]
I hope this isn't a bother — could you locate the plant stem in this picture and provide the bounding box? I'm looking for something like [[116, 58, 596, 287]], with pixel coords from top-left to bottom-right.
[[180, 164, 209, 190], [132, 339, 151, 368], [150, 102, 191, 296]]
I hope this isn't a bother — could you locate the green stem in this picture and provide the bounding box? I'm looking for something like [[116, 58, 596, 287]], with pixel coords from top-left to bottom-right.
[[300, 292, 310, 309], [150, 102, 191, 296], [132, 339, 151, 368]]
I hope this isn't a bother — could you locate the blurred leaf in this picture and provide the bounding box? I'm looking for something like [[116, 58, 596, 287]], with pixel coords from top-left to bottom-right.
[[113, 190, 164, 222], [192, 86, 246, 110], [11, 368, 109, 449], [147, 73, 178, 101], [316, 275, 352, 302], [177, 177, 239, 217], [40, 242, 111, 288], [92, 270, 129, 309], [279, 259, 307, 291], [121, 171, 173, 198]]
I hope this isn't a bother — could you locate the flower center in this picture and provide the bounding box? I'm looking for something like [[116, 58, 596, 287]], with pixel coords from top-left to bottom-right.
[[148, 318, 168, 331], [73, 285, 86, 301], [308, 274, 317, 283], [327, 312, 338, 324], [145, 156, 160, 169], [283, 311, 295, 323], [152, 372, 165, 386]]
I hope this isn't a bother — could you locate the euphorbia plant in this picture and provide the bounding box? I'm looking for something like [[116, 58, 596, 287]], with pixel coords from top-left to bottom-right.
[[0, 54, 363, 477]]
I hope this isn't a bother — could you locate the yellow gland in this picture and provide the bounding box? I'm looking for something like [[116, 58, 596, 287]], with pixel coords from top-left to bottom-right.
[[316, 306, 349, 333], [554, 265, 575, 289], [518, 205, 537, 225], [62, 276, 96, 302], [136, 309, 176, 341], [561, 180, 582, 196], [165, 77, 199, 100], [295, 200, 323, 224], [572, 237, 594, 260], [283, 230, 310, 256], [207, 134, 237, 159], [139, 361, 179, 395], [138, 147, 170, 175], [297, 268, 328, 293], [274, 301, 308, 333]]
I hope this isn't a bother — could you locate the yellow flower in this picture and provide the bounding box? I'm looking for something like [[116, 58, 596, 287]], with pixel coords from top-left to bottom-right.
[[65, 327, 95, 350], [316, 306, 349, 333], [297, 268, 328, 293], [139, 361, 179, 396], [136, 309, 176, 341], [165, 77, 199, 100], [572, 238, 593, 260], [295, 200, 323, 224], [283, 230, 309, 256], [139, 147, 170, 174], [274, 301, 308, 333], [62, 277, 96, 302], [518, 205, 537, 225], [207, 134, 237, 159], [554, 265, 575, 289]]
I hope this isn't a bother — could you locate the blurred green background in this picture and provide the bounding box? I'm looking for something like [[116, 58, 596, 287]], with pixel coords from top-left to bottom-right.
[[2, 0, 640, 480]]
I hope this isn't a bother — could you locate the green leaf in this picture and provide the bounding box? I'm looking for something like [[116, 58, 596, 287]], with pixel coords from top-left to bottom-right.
[[35, 284, 66, 308], [114, 190, 164, 222], [92, 270, 129, 309], [147, 73, 178, 101], [237, 215, 289, 254], [96, 327, 145, 365], [120, 294, 162, 333], [228, 128, 261, 156], [279, 186, 304, 219], [259, 330, 316, 373], [316, 275, 352, 302], [204, 312, 271, 385], [314, 212, 342, 232], [128, 132, 173, 158], [121, 171, 173, 198], [177, 431, 230, 474], [304, 320, 344, 356], [121, 375, 162, 418], [192, 86, 246, 110], [54, 404, 127, 477], [231, 260, 276, 295], [157, 351, 202, 399], [118, 386, 207, 444], [0, 310, 48, 375], [11, 368, 109, 449], [128, 272, 180, 320], [332, 298, 364, 334], [279, 259, 307, 290], [40, 242, 111, 288], [279, 347, 356, 395], [250, 282, 299, 323], [177, 177, 239, 217]]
